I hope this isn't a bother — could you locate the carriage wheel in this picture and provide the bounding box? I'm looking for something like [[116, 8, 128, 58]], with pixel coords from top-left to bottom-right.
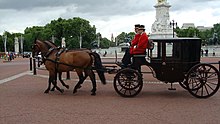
[[186, 64, 220, 98], [113, 68, 143, 97], [179, 80, 188, 90]]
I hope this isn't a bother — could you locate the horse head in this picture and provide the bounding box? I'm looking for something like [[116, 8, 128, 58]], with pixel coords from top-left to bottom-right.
[[32, 40, 54, 57]]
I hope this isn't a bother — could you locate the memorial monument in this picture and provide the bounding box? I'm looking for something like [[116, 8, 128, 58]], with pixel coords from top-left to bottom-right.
[[150, 0, 177, 38], [14, 37, 19, 54], [61, 37, 66, 47]]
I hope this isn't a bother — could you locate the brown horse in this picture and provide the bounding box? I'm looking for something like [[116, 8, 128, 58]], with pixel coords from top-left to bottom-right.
[[43, 40, 92, 91], [32, 40, 106, 95]]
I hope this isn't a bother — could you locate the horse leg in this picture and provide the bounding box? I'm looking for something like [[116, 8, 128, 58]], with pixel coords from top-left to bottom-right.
[[51, 72, 69, 91], [52, 79, 64, 93], [50, 79, 57, 91], [77, 70, 89, 89], [48, 72, 64, 93], [85, 70, 97, 96], [73, 70, 84, 94], [44, 76, 53, 93], [59, 72, 69, 89]]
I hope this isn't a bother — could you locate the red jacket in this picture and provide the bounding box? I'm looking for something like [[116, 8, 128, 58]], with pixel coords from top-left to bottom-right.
[[130, 33, 148, 55], [130, 34, 141, 54]]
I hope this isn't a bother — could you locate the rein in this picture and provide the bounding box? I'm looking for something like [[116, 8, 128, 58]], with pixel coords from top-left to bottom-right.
[[33, 41, 93, 70], [44, 48, 93, 70]]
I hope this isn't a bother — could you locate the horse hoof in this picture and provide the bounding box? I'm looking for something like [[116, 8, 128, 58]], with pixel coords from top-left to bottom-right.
[[91, 92, 96, 96], [50, 88, 55, 91], [44, 90, 49, 93], [60, 89, 64, 93], [77, 85, 82, 89], [73, 90, 77, 94], [65, 85, 70, 89]]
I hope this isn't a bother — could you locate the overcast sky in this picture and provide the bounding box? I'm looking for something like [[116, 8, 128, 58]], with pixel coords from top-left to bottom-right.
[[0, 0, 220, 39]]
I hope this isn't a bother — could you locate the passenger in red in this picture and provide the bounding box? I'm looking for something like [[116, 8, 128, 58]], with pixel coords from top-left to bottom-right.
[[130, 25, 149, 72], [130, 25, 149, 55]]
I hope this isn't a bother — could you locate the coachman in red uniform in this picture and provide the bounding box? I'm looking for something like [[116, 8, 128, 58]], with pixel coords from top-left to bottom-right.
[[121, 24, 141, 67], [130, 25, 141, 54]]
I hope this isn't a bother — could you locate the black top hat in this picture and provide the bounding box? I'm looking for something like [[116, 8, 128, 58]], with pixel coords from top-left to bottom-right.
[[134, 24, 141, 28], [139, 25, 145, 30]]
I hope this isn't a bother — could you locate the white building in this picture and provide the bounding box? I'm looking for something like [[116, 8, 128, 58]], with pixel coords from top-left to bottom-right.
[[196, 26, 212, 31], [181, 23, 195, 29]]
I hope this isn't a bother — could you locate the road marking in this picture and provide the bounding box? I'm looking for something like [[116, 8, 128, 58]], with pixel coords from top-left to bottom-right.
[[0, 71, 165, 84], [0, 71, 31, 84], [31, 74, 164, 84]]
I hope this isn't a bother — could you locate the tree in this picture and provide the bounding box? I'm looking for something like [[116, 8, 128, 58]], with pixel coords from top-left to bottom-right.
[[213, 23, 220, 44], [115, 32, 135, 46], [0, 35, 3, 52], [175, 27, 214, 45], [100, 38, 111, 48], [44, 17, 96, 48]]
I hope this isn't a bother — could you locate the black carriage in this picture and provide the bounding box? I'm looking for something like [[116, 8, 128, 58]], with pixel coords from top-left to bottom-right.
[[113, 38, 220, 98]]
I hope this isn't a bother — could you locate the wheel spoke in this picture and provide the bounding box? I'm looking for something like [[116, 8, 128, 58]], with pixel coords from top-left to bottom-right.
[[205, 83, 215, 91], [201, 85, 204, 96], [129, 89, 132, 96], [207, 72, 217, 79], [194, 88, 199, 95], [207, 81, 218, 86], [123, 89, 127, 95], [204, 84, 210, 96], [119, 87, 123, 92]]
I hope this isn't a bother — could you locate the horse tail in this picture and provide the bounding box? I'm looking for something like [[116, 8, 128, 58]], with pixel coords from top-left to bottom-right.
[[90, 52, 106, 84]]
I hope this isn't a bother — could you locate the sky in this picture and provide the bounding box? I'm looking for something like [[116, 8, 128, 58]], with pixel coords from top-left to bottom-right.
[[0, 0, 220, 39]]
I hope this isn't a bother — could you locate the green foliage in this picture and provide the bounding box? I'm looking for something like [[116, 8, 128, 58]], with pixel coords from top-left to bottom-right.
[[23, 17, 97, 49], [116, 32, 134, 46], [175, 24, 220, 45], [100, 38, 111, 48], [0, 35, 3, 52]]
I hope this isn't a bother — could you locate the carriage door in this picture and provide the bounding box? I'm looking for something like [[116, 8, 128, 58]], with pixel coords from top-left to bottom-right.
[[161, 41, 182, 82]]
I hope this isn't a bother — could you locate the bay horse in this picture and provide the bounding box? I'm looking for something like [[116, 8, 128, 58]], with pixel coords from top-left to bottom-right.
[[32, 40, 106, 95], [43, 40, 92, 92]]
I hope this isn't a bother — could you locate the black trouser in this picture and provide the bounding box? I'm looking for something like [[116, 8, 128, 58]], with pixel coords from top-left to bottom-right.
[[131, 56, 147, 73], [122, 48, 131, 67]]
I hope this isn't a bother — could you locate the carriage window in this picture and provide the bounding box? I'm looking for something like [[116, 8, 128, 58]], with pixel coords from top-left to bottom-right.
[[151, 42, 158, 58], [166, 43, 173, 57], [150, 42, 162, 58]]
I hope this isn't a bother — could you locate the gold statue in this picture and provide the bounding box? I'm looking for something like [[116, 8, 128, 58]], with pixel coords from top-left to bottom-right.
[[158, 0, 166, 3]]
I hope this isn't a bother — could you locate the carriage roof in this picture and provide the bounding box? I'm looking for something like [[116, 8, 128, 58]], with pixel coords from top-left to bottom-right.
[[149, 37, 201, 62], [149, 37, 201, 41]]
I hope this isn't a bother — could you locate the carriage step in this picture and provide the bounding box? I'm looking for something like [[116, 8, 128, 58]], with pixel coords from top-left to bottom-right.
[[168, 83, 176, 90], [168, 87, 176, 90], [107, 69, 118, 74]]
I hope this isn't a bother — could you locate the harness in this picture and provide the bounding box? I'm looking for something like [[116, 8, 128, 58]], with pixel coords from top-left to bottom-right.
[[43, 47, 93, 70]]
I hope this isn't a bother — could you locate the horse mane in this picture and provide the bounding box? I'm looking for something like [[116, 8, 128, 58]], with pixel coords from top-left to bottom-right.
[[37, 40, 54, 50], [47, 40, 57, 47]]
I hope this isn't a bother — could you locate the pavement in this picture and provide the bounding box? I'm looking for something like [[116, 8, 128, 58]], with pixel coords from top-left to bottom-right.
[[0, 57, 220, 124]]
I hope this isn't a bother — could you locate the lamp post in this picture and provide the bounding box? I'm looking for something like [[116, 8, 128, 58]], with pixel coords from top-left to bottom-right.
[[79, 24, 83, 49], [79, 32, 82, 49], [97, 33, 101, 48], [4, 34, 7, 54], [20, 35, 24, 55], [170, 20, 177, 38]]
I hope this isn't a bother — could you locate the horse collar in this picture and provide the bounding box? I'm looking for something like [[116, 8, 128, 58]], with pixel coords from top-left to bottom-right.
[[45, 47, 55, 58]]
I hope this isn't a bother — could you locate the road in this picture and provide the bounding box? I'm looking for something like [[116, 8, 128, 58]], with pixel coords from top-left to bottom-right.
[[0, 57, 220, 124]]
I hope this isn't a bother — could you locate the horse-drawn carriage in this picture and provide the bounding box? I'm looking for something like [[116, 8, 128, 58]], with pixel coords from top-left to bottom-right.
[[112, 38, 220, 98], [32, 38, 220, 98]]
